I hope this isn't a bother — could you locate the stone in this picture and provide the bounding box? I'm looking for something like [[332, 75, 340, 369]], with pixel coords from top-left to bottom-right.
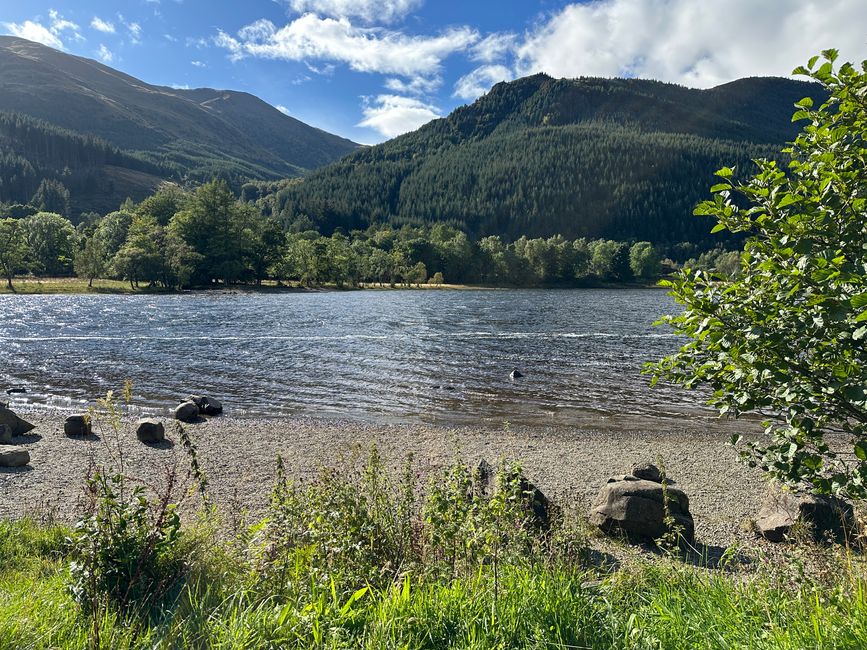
[[0, 446, 29, 467], [174, 401, 200, 423], [189, 395, 223, 416], [631, 462, 663, 483], [521, 478, 551, 529], [0, 407, 35, 436], [5, 387, 26, 394], [755, 490, 855, 543], [474, 459, 494, 495], [589, 478, 695, 544], [64, 414, 91, 437], [136, 418, 165, 443], [0, 424, 11, 444]]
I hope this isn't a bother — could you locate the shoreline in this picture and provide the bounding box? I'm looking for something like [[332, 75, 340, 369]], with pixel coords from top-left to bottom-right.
[[0, 277, 666, 295], [0, 409, 770, 549]]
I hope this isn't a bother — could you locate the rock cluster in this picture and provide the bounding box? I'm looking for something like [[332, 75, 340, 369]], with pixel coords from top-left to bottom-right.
[[755, 489, 855, 543], [175, 394, 223, 422], [589, 462, 694, 544]]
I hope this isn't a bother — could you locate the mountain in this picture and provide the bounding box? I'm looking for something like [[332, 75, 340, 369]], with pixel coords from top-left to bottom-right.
[[0, 36, 358, 215], [263, 73, 824, 245]]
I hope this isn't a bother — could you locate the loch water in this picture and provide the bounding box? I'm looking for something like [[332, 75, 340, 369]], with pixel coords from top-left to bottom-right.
[[0, 288, 712, 429]]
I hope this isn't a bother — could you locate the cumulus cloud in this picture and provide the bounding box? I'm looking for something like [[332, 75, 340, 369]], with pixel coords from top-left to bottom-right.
[[191, 59, 206, 67], [471, 33, 516, 63], [284, 0, 422, 23], [453, 64, 512, 100], [215, 15, 477, 77], [3, 10, 81, 49], [96, 44, 113, 63], [515, 0, 867, 88], [91, 17, 115, 34], [384, 75, 441, 95], [275, 104, 291, 115], [358, 94, 439, 137]]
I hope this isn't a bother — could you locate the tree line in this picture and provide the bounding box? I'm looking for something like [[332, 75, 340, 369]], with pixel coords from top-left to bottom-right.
[[0, 180, 740, 291]]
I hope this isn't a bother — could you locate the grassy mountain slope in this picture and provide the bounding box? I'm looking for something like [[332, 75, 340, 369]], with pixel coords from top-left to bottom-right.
[[0, 36, 358, 213], [268, 73, 823, 244]]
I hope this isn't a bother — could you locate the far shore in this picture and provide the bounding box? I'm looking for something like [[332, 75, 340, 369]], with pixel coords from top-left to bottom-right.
[[0, 276, 666, 295], [0, 408, 772, 551]]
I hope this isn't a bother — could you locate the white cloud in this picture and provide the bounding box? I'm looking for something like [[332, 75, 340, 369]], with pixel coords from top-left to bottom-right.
[[96, 44, 113, 63], [358, 94, 439, 137], [515, 0, 867, 88], [170, 83, 191, 90], [284, 0, 422, 23], [116, 14, 142, 44], [215, 15, 477, 77], [3, 20, 64, 49], [453, 64, 512, 100], [191, 59, 206, 67], [471, 33, 516, 63], [91, 17, 115, 34], [275, 104, 291, 114], [384, 75, 441, 95], [3, 10, 82, 50]]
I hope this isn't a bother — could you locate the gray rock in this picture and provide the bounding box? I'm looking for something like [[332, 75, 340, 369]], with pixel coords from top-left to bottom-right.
[[755, 490, 855, 543], [0, 446, 29, 467], [0, 407, 35, 436], [136, 418, 165, 443], [474, 459, 494, 495], [64, 414, 91, 437], [631, 462, 663, 483], [589, 478, 695, 544], [174, 401, 200, 423], [0, 424, 11, 444], [189, 395, 223, 416]]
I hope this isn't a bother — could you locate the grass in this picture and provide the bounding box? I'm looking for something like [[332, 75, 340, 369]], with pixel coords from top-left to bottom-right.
[[1, 516, 866, 649]]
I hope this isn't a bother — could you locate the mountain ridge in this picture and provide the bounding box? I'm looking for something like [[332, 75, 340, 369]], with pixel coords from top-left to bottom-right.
[[0, 35, 358, 214], [260, 72, 825, 244]]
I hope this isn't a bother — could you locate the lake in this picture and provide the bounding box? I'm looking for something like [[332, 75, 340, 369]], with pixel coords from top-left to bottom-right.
[[0, 288, 713, 429]]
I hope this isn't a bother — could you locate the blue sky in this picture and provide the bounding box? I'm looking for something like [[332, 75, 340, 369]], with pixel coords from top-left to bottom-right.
[[2, 0, 867, 144]]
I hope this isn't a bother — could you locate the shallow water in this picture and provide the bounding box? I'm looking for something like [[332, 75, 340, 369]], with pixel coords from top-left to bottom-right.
[[0, 288, 711, 428]]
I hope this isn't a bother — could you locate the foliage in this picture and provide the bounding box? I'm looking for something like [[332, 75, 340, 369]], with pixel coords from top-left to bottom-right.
[[30, 178, 70, 217], [0, 217, 27, 288], [649, 52, 867, 498], [21, 211, 75, 275]]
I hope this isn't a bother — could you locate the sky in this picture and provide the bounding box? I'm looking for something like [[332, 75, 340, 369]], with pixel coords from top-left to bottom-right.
[[2, 0, 866, 144]]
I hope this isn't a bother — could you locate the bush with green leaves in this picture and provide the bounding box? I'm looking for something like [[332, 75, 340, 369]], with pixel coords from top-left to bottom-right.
[[649, 51, 867, 498]]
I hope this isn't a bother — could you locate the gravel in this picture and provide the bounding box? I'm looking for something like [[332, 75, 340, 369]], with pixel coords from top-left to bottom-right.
[[0, 410, 773, 549]]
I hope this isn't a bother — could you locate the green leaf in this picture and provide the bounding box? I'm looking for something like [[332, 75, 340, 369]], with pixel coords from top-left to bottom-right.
[[795, 97, 814, 109], [855, 442, 867, 462], [776, 194, 801, 208], [851, 294, 867, 309], [791, 110, 811, 123]]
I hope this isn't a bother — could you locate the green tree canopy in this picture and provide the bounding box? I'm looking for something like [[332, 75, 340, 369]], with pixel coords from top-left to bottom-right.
[[22, 211, 75, 276], [650, 51, 867, 498], [0, 218, 28, 288]]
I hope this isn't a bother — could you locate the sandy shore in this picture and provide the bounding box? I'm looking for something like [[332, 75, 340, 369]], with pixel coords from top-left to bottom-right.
[[0, 409, 774, 548]]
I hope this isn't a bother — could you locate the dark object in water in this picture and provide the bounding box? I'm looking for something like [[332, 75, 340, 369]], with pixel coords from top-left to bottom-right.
[[510, 368, 524, 379], [6, 387, 26, 394]]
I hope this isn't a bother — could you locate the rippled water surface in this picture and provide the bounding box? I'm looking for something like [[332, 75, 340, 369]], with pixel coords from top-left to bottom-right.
[[0, 289, 708, 427]]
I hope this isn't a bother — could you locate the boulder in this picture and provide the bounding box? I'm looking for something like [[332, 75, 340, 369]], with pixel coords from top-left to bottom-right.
[[136, 418, 165, 443], [0, 446, 29, 467], [5, 387, 26, 394], [189, 395, 223, 416], [521, 478, 551, 529], [589, 478, 695, 544], [174, 401, 200, 423], [0, 407, 35, 436], [755, 490, 855, 543], [631, 462, 663, 483], [64, 414, 91, 437], [0, 424, 11, 444]]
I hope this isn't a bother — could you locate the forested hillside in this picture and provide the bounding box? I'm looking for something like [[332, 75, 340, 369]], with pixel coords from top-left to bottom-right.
[[263, 74, 823, 244], [0, 36, 358, 215]]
